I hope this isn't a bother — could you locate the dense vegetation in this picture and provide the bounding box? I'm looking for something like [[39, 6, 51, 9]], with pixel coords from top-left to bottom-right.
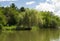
[[0, 3, 60, 30]]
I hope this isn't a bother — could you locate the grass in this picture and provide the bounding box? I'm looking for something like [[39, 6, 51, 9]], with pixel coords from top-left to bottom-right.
[[2, 26, 16, 32], [2, 26, 39, 31]]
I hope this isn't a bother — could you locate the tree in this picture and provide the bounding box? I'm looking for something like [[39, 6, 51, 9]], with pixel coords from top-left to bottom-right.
[[20, 7, 25, 12], [10, 3, 16, 9], [41, 11, 60, 29]]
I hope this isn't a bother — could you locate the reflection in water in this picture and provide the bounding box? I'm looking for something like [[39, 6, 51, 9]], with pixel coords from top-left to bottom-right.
[[30, 29, 60, 41], [50, 39, 60, 41], [50, 36, 60, 41], [0, 29, 59, 41]]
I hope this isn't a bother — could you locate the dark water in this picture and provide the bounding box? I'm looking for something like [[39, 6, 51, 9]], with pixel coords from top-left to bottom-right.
[[0, 29, 60, 41]]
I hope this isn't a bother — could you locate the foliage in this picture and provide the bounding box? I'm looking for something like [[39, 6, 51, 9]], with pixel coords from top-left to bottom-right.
[[0, 3, 60, 30]]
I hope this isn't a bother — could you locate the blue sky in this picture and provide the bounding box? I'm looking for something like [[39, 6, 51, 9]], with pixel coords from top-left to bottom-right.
[[0, 0, 46, 8], [0, 0, 60, 16]]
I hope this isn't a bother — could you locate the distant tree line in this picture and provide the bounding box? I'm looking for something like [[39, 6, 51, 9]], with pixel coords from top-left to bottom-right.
[[0, 3, 60, 30]]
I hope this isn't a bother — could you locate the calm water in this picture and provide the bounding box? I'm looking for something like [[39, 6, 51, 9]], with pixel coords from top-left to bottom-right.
[[0, 29, 60, 41]]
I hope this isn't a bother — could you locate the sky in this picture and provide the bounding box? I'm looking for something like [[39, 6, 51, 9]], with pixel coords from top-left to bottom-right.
[[0, 0, 60, 16]]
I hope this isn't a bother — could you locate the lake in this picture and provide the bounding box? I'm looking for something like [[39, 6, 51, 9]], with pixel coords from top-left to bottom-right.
[[0, 29, 60, 41]]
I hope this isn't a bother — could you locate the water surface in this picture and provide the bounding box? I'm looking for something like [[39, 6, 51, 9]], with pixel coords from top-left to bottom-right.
[[0, 29, 60, 41]]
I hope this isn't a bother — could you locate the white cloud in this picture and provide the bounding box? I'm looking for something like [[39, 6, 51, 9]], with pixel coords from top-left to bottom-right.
[[51, 0, 60, 3], [35, 0, 60, 16], [26, 1, 35, 5], [36, 2, 55, 12], [55, 11, 60, 16]]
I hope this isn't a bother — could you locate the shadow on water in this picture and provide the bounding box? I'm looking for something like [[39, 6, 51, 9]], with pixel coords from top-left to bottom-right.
[[0, 29, 59, 41]]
